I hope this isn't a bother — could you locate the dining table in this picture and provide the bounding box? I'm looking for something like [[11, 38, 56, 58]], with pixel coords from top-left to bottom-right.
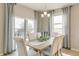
[[27, 37, 54, 56]]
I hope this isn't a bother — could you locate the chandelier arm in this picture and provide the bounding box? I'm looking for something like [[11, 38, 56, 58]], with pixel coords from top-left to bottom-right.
[[41, 3, 50, 18]]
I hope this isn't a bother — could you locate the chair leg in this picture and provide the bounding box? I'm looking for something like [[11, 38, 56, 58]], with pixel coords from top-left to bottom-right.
[[54, 53, 56, 56], [58, 51, 60, 56], [56, 52, 58, 56], [58, 49, 62, 56], [60, 49, 62, 56], [54, 52, 58, 56]]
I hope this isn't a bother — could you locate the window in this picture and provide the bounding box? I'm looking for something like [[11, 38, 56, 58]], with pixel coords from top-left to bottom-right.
[[14, 17, 35, 38], [53, 15, 64, 34], [15, 17, 24, 37], [27, 19, 34, 33]]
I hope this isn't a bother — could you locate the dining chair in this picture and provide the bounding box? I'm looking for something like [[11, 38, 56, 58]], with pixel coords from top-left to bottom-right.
[[15, 37, 27, 56], [42, 35, 64, 56], [27, 32, 37, 42], [42, 36, 60, 56], [57, 35, 64, 56], [15, 37, 39, 56], [37, 32, 41, 38]]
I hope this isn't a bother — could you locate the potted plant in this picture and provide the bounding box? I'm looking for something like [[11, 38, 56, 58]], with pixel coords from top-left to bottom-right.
[[37, 36, 49, 42]]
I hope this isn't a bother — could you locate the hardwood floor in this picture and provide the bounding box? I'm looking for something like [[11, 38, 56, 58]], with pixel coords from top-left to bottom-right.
[[6, 48, 79, 56], [62, 48, 79, 56]]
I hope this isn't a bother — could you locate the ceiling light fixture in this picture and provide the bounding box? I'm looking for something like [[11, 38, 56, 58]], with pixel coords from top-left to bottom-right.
[[41, 4, 50, 18]]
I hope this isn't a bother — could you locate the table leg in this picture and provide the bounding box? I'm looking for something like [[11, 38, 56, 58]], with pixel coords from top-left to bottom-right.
[[38, 50, 43, 56]]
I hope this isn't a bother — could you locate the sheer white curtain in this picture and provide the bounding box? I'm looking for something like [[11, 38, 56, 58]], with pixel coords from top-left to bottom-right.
[[49, 11, 53, 37], [62, 7, 71, 49], [50, 9, 63, 37], [34, 11, 38, 33], [50, 8, 71, 49], [3, 3, 15, 54]]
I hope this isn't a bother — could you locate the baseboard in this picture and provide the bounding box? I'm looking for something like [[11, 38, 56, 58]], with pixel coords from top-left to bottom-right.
[[71, 48, 79, 52]]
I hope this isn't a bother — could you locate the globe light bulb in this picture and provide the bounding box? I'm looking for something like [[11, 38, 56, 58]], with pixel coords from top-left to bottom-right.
[[47, 14, 50, 17], [41, 14, 44, 18], [44, 11, 47, 15]]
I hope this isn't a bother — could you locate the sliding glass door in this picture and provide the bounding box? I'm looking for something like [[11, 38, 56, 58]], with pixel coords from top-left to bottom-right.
[[15, 17, 25, 38], [27, 19, 34, 33], [14, 17, 34, 41]]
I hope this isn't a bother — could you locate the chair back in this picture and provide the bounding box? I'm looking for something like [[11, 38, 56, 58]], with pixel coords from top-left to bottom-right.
[[37, 32, 41, 38], [16, 37, 27, 56], [28, 33, 37, 41], [50, 36, 60, 55], [57, 35, 64, 51]]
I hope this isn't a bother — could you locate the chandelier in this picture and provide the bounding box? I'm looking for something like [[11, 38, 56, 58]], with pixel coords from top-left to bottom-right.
[[41, 4, 50, 18], [41, 11, 50, 18]]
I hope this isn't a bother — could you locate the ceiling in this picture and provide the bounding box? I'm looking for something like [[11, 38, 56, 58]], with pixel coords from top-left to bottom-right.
[[20, 3, 74, 11]]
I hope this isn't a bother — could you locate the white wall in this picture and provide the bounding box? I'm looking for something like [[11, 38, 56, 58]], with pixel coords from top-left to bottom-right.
[[0, 4, 4, 55], [71, 4, 79, 51], [14, 4, 34, 19]]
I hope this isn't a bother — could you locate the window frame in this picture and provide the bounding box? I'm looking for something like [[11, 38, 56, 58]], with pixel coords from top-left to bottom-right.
[[53, 15, 64, 34]]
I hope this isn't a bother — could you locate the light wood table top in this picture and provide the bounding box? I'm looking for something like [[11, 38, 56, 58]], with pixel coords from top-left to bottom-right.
[[27, 37, 54, 55]]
